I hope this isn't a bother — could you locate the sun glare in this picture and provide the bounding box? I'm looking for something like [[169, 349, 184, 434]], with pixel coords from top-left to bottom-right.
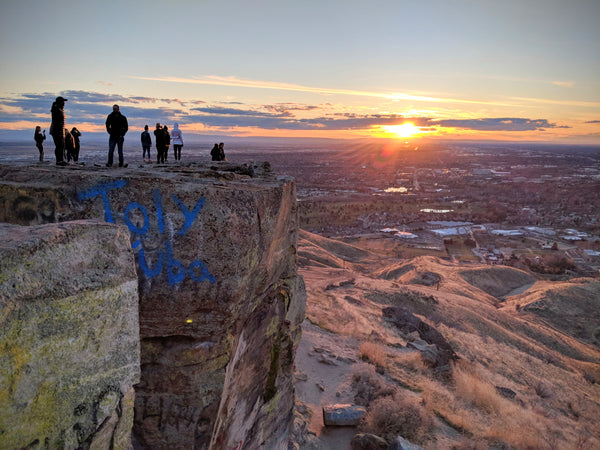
[[382, 122, 421, 139]]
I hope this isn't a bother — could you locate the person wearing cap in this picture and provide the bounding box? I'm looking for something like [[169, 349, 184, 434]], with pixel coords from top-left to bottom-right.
[[50, 96, 68, 165], [105, 104, 128, 167]]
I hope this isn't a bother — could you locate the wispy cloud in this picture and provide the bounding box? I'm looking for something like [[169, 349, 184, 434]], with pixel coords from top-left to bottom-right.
[[511, 96, 600, 108], [130, 75, 515, 107], [552, 81, 575, 88]]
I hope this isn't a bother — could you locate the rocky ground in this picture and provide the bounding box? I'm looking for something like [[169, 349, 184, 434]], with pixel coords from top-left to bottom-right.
[[291, 230, 600, 449]]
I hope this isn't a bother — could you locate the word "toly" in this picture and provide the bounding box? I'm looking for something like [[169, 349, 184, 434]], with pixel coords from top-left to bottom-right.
[[78, 179, 215, 286]]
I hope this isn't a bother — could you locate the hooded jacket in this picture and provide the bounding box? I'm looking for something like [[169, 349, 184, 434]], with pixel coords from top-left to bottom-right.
[[171, 123, 183, 146]]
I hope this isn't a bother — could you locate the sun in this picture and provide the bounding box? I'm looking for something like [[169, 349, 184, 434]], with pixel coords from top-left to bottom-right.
[[381, 122, 421, 138]]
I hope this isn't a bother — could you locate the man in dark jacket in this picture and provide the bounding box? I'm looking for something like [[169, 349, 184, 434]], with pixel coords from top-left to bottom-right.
[[105, 104, 128, 167], [154, 123, 165, 163], [50, 96, 67, 165]]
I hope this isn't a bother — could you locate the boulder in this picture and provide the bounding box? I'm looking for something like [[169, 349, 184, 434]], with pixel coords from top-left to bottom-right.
[[351, 433, 388, 449], [322, 404, 367, 426], [388, 436, 424, 450], [383, 306, 457, 368], [0, 220, 139, 449]]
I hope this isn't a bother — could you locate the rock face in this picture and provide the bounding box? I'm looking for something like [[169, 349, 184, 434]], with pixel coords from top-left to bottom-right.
[[0, 220, 140, 449], [0, 162, 306, 449]]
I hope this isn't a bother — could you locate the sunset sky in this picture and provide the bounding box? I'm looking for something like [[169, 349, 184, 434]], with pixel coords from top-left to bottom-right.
[[1, 0, 599, 143]]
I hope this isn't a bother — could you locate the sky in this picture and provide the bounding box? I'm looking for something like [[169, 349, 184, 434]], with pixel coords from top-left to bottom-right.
[[0, 0, 599, 143]]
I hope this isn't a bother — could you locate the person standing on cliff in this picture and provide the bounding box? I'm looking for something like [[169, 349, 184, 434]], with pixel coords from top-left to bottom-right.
[[105, 104, 128, 167], [70, 127, 81, 162], [50, 96, 68, 166], [218, 142, 226, 161], [163, 125, 171, 162], [171, 123, 183, 161], [34, 126, 46, 162], [210, 143, 220, 161], [154, 123, 165, 163], [141, 125, 152, 162]]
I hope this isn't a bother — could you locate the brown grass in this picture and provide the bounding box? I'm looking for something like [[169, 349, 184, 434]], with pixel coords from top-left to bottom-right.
[[359, 341, 387, 367]]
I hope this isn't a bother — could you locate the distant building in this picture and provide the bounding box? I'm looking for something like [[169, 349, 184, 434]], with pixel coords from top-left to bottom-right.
[[491, 229, 523, 236]]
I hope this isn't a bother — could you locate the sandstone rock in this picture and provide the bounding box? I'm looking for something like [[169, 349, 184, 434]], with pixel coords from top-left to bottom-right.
[[322, 404, 367, 426], [0, 220, 140, 449], [496, 386, 517, 399], [383, 306, 457, 368], [350, 433, 388, 449], [388, 436, 424, 450], [0, 162, 305, 449]]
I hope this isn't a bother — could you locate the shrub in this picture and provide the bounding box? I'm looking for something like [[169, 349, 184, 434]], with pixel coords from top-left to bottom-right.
[[360, 391, 432, 444], [352, 363, 395, 406]]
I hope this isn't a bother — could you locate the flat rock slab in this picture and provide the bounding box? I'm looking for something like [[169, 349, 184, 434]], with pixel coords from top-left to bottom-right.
[[322, 404, 366, 426]]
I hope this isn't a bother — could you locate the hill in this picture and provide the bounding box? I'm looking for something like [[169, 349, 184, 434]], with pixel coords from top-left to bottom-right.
[[293, 230, 600, 449]]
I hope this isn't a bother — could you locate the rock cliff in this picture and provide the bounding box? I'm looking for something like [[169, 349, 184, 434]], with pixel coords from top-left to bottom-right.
[[0, 162, 306, 449]]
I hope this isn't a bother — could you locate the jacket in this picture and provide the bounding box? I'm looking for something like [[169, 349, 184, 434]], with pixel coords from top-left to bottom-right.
[[105, 111, 128, 138], [50, 102, 64, 137], [171, 123, 183, 146], [141, 130, 152, 146]]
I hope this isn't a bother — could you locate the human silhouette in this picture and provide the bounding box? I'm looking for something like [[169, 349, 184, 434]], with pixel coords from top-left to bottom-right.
[[70, 127, 81, 162], [218, 142, 226, 161], [34, 126, 46, 162], [163, 126, 170, 162], [105, 104, 128, 167], [50, 96, 67, 165], [141, 125, 152, 162], [154, 123, 165, 163], [210, 143, 220, 161]]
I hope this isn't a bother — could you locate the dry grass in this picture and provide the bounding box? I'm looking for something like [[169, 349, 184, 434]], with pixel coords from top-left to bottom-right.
[[359, 341, 387, 367], [453, 363, 507, 414]]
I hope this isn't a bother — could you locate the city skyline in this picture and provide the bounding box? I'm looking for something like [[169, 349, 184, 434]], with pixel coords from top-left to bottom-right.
[[1, 0, 599, 143]]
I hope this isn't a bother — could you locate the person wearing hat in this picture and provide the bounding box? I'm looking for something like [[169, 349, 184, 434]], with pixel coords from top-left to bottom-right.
[[50, 96, 68, 165], [105, 104, 128, 167]]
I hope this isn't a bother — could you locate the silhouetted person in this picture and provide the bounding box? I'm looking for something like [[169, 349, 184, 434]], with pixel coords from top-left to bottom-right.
[[105, 104, 128, 167], [219, 142, 226, 161], [171, 123, 183, 161], [154, 123, 168, 163], [210, 143, 220, 161], [70, 127, 81, 162], [141, 125, 152, 162], [50, 96, 67, 165], [34, 126, 46, 162], [65, 128, 75, 162], [163, 125, 170, 162]]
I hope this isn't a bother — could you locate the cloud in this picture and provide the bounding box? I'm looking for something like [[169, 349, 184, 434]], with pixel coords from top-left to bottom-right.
[[432, 118, 570, 131], [0, 90, 569, 134], [130, 75, 514, 106], [584, 120, 600, 124], [552, 81, 575, 88], [511, 96, 600, 108]]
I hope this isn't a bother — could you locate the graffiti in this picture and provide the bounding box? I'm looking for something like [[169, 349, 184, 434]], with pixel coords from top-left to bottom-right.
[[78, 180, 215, 286]]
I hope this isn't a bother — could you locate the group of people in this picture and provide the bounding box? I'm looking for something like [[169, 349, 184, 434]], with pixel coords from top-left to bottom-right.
[[40, 96, 83, 165], [39, 96, 227, 166], [210, 143, 227, 161]]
